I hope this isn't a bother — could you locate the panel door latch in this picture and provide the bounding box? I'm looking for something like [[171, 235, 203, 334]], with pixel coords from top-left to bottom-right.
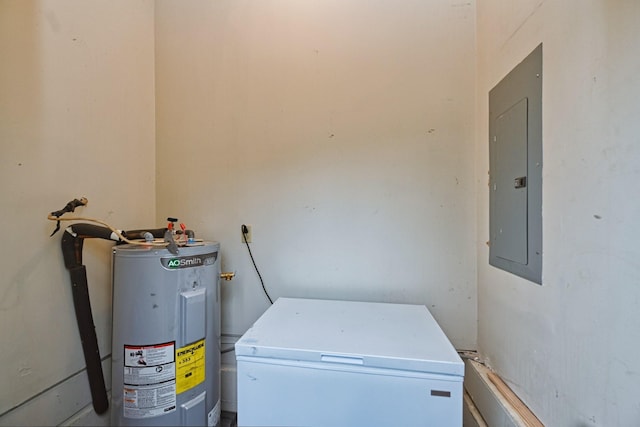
[[514, 176, 527, 188]]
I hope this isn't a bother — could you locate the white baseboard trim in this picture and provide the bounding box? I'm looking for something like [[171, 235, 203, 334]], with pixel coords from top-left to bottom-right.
[[464, 359, 530, 427]]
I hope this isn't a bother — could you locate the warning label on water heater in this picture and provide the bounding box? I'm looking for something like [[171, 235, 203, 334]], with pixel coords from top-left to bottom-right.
[[123, 342, 176, 418]]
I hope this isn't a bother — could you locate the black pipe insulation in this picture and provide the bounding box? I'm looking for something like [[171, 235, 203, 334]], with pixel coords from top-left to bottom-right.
[[61, 225, 112, 415], [121, 228, 167, 241], [68, 265, 109, 415]]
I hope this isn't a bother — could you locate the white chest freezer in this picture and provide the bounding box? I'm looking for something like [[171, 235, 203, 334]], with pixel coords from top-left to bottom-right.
[[235, 298, 464, 427]]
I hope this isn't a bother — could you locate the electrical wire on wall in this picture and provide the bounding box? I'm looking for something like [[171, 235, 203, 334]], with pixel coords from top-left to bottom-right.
[[242, 224, 273, 304]]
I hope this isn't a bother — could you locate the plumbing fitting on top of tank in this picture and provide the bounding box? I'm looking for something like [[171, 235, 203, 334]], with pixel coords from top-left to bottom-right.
[[47, 197, 234, 421], [48, 197, 202, 255]]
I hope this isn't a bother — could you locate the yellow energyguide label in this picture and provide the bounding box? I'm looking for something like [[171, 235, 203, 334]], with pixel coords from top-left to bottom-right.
[[175, 339, 205, 394]]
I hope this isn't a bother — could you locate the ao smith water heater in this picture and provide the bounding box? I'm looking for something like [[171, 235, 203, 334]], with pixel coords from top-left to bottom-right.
[[111, 242, 222, 426], [48, 198, 227, 427]]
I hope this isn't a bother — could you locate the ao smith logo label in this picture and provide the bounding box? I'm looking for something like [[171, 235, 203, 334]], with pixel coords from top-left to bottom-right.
[[168, 258, 201, 268], [160, 252, 218, 270]]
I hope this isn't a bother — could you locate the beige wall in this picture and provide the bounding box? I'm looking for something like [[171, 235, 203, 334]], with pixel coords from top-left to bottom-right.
[[0, 0, 155, 423], [476, 0, 640, 425], [155, 0, 478, 350], [4, 1, 639, 425]]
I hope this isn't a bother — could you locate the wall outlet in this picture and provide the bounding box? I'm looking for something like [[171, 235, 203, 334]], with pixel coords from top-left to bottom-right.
[[241, 224, 252, 243]]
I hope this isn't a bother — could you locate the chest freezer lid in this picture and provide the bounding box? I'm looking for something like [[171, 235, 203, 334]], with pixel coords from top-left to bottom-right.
[[236, 298, 464, 377]]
